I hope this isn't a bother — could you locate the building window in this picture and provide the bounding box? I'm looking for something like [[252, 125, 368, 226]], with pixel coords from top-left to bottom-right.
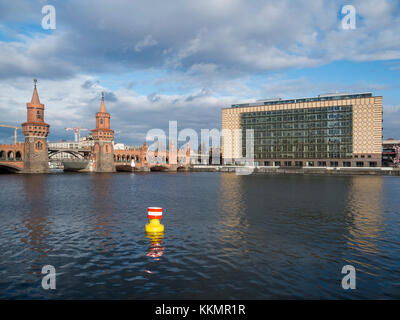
[[330, 161, 339, 167], [369, 162, 377, 167], [354, 155, 358, 158], [368, 155, 371, 158], [241, 105, 353, 160], [100, 119, 103, 125], [343, 161, 351, 167], [356, 161, 364, 167], [361, 155, 365, 158]]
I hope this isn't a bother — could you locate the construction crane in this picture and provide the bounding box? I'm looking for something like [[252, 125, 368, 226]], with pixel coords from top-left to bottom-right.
[[0, 124, 21, 144], [65, 127, 90, 143]]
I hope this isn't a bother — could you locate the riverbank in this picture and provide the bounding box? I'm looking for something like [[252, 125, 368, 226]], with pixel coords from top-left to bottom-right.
[[190, 165, 400, 176]]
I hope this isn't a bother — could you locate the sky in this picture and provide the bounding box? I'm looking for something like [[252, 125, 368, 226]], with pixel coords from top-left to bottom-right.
[[0, 0, 400, 146]]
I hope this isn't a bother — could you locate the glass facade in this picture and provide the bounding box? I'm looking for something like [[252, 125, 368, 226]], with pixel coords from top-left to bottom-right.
[[241, 105, 353, 160]]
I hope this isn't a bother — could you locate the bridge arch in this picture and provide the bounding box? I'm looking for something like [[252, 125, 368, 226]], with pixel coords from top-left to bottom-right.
[[48, 150, 83, 159], [0, 163, 21, 173], [7, 151, 14, 160], [150, 165, 169, 172]]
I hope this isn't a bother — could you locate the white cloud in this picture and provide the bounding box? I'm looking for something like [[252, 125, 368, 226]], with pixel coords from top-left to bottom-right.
[[1, 0, 400, 142], [2, 0, 400, 78], [134, 34, 158, 52], [0, 75, 238, 145]]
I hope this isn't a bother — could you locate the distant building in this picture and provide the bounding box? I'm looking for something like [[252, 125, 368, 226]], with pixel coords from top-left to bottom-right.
[[190, 146, 222, 165], [48, 141, 78, 160], [48, 139, 94, 160], [222, 93, 383, 167], [382, 138, 400, 167]]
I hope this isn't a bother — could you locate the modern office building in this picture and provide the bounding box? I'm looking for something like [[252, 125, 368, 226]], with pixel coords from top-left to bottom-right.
[[222, 93, 383, 167]]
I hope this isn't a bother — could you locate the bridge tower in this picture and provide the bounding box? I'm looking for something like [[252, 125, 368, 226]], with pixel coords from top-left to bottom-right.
[[92, 92, 115, 172], [21, 79, 50, 173]]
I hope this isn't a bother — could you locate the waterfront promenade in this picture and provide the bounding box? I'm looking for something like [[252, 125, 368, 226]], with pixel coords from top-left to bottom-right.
[[191, 165, 400, 176]]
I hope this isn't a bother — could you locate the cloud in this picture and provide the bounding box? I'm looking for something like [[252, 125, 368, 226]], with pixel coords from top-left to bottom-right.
[[185, 88, 210, 102], [0, 75, 232, 145], [0, 33, 79, 79], [383, 105, 400, 139], [2, 0, 400, 79], [134, 34, 158, 52], [105, 91, 118, 102], [81, 79, 99, 89], [0, 0, 400, 143], [0, 72, 399, 146]]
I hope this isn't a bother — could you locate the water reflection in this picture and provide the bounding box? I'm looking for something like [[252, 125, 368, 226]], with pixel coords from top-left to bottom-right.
[[20, 175, 52, 277], [217, 173, 249, 247], [146, 233, 164, 260], [91, 174, 116, 253], [345, 176, 384, 258]]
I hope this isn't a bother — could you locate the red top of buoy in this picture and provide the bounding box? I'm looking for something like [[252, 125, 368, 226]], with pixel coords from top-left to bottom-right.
[[148, 207, 163, 219]]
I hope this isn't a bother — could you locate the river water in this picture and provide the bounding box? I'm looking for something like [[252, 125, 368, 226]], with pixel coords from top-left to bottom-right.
[[0, 172, 399, 299]]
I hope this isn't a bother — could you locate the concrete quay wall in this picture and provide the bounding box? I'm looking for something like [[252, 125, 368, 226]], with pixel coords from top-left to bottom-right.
[[190, 165, 400, 176]]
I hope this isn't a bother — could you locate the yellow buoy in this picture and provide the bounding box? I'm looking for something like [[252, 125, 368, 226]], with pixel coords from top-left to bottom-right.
[[145, 207, 164, 233]]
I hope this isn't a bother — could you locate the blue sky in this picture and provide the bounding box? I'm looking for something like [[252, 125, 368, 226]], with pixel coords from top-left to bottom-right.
[[0, 0, 400, 145]]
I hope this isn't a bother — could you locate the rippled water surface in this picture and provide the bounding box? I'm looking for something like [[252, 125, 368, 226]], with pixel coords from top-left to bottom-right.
[[0, 172, 400, 299]]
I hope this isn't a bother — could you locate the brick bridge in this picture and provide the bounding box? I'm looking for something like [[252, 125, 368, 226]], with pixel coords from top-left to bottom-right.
[[0, 143, 24, 173], [0, 82, 191, 173], [113, 143, 191, 172], [0, 141, 190, 173]]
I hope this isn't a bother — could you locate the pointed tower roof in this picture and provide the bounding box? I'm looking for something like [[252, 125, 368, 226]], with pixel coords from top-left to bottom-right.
[[31, 78, 41, 104], [99, 91, 107, 113]]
